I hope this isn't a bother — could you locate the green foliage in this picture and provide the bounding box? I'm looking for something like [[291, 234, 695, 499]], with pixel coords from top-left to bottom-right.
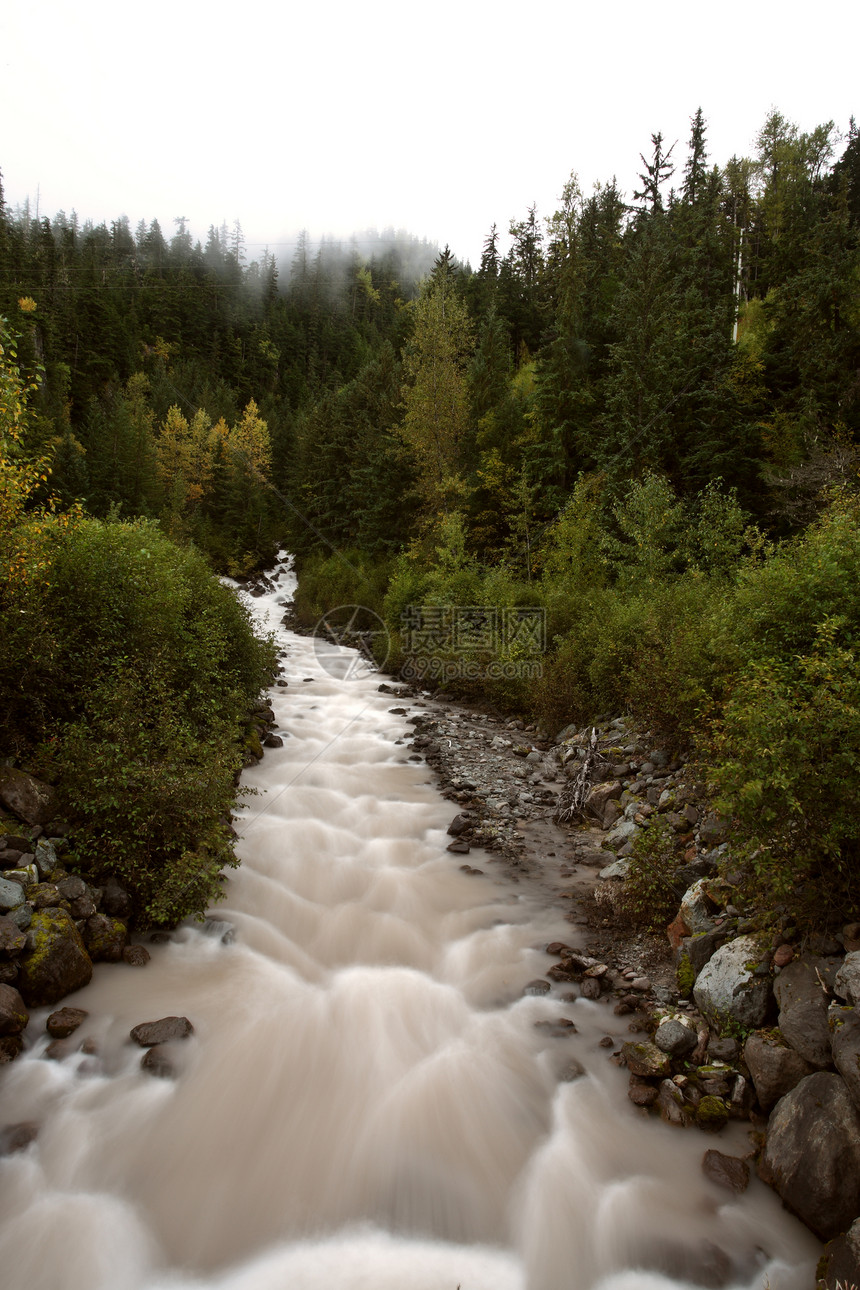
[[0, 513, 276, 923], [709, 614, 860, 921], [604, 814, 685, 931]]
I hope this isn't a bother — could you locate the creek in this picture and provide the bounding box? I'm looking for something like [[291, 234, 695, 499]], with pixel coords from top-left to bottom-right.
[[0, 556, 819, 1290]]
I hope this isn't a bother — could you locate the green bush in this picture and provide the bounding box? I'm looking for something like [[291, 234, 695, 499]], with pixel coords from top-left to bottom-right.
[[1, 514, 276, 923], [709, 615, 860, 922]]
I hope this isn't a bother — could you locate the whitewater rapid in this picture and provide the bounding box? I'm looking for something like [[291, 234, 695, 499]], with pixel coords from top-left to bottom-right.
[[0, 555, 818, 1290]]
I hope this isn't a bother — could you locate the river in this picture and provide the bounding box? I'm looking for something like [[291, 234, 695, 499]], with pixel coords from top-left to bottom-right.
[[0, 555, 819, 1290]]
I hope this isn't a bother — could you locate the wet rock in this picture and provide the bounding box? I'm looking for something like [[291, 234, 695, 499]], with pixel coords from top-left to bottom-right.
[[0, 1034, 23, 1061], [622, 1040, 672, 1079], [702, 1149, 750, 1193], [0, 1121, 38, 1155], [558, 1058, 586, 1082], [17, 908, 93, 1007], [0, 983, 29, 1036], [130, 1016, 194, 1047], [819, 1218, 860, 1290], [446, 814, 472, 837], [523, 979, 551, 996], [46, 1006, 88, 1038], [0, 768, 58, 827], [84, 914, 127, 963], [140, 1045, 176, 1078], [580, 977, 602, 1000], [743, 1033, 816, 1112], [692, 935, 771, 1032], [122, 944, 151, 966], [446, 839, 470, 854], [759, 1072, 860, 1241], [263, 734, 283, 748], [628, 1079, 660, 1108], [654, 1018, 698, 1058]]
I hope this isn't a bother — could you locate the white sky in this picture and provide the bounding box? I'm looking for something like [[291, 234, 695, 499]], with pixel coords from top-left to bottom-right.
[[1, 0, 857, 270]]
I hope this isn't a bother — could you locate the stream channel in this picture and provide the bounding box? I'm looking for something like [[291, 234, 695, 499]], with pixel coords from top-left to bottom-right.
[[0, 555, 820, 1290]]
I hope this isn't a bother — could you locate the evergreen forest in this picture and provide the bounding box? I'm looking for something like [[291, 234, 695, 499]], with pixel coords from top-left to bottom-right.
[[2, 106, 860, 926]]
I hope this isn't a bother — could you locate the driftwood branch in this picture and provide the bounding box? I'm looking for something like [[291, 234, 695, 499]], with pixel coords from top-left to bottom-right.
[[554, 728, 602, 825]]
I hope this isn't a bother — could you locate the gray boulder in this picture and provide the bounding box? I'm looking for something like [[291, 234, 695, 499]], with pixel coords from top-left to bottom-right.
[[0, 768, 58, 826], [679, 880, 717, 935], [33, 839, 59, 878], [693, 935, 772, 1031], [17, 908, 93, 1007], [835, 951, 860, 1006], [0, 877, 25, 913], [654, 1019, 698, 1058], [743, 1032, 816, 1112], [759, 1072, 860, 1241], [773, 955, 836, 1068], [831, 1007, 860, 1114]]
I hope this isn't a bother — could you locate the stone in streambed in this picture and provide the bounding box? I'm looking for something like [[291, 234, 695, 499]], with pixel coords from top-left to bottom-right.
[[140, 1045, 176, 1078], [84, 914, 127, 963], [622, 1041, 672, 1079], [46, 1006, 88, 1038], [122, 944, 150, 966], [0, 1121, 38, 1155], [130, 1016, 194, 1047], [702, 1149, 749, 1193]]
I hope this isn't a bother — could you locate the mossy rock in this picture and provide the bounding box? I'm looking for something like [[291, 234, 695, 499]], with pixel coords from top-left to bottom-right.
[[17, 908, 92, 1007], [696, 1095, 729, 1133], [677, 952, 696, 998]]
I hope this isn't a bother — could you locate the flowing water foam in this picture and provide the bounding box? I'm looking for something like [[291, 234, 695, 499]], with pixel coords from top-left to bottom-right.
[[0, 556, 820, 1290]]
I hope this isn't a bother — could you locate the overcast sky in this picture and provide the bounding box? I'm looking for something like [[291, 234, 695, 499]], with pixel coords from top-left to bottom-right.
[[2, 0, 857, 270]]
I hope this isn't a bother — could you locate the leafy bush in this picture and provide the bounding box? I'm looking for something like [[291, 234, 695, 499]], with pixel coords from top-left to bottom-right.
[[1, 514, 276, 923], [709, 615, 860, 922]]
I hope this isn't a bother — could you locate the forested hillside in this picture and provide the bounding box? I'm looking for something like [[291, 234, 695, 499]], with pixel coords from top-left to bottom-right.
[[2, 105, 860, 925]]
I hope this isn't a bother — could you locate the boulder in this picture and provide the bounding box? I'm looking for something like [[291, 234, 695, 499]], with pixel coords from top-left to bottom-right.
[[129, 1016, 194, 1047], [743, 1033, 817, 1112], [773, 955, 835, 1068], [0, 768, 58, 826], [140, 1045, 176, 1078], [0, 984, 29, 1036], [831, 1007, 860, 1114], [584, 780, 623, 820], [819, 1217, 860, 1289], [122, 944, 150, 967], [680, 880, 718, 935], [17, 908, 93, 1007], [693, 935, 772, 1031], [0, 877, 25, 913], [835, 951, 860, 1006], [84, 914, 127, 963], [33, 839, 59, 878], [758, 1072, 860, 1241]]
